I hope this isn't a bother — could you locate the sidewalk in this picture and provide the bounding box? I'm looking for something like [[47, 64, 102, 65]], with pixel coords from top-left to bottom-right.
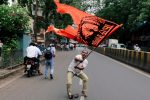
[[0, 56, 45, 80], [0, 64, 24, 79]]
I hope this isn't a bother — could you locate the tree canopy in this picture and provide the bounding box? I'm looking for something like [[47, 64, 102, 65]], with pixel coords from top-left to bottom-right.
[[96, 0, 150, 43], [0, 5, 30, 50], [0, 0, 8, 5]]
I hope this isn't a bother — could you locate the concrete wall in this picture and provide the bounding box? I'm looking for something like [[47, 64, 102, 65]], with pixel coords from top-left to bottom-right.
[[23, 34, 31, 57], [89, 47, 150, 72]]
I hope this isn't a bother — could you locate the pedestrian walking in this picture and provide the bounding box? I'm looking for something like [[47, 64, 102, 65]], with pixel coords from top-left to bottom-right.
[[0, 40, 3, 57], [74, 43, 76, 50], [44, 44, 56, 79], [133, 44, 141, 51], [66, 50, 89, 99]]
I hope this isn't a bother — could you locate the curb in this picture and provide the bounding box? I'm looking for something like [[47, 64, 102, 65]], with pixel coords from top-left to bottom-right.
[[0, 64, 24, 79], [0, 58, 45, 80]]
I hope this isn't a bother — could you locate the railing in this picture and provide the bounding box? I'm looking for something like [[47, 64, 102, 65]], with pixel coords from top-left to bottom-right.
[[89, 47, 150, 72], [0, 49, 24, 69]]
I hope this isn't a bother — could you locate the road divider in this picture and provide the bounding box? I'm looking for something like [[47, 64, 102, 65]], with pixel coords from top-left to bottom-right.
[[89, 47, 150, 73]]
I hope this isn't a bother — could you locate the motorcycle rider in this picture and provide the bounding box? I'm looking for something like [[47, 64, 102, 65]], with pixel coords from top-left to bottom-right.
[[24, 42, 43, 75]]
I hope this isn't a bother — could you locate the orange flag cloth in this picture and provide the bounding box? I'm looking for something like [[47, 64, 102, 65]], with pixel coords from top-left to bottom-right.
[[46, 0, 122, 47], [47, 25, 76, 40], [54, 0, 90, 26]]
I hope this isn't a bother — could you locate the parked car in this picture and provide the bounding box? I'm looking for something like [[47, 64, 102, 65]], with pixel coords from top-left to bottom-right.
[[99, 44, 107, 47], [110, 43, 126, 50]]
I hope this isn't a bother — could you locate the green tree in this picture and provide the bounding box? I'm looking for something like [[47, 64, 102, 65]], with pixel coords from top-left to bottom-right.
[[0, 5, 30, 50], [136, 0, 150, 22], [18, 0, 74, 42], [0, 0, 8, 5], [96, 0, 150, 43]]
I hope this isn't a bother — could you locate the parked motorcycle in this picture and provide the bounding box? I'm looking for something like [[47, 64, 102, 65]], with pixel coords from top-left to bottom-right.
[[24, 58, 38, 77]]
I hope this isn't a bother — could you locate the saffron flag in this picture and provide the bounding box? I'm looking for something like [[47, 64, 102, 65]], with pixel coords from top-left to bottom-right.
[[54, 0, 90, 25], [47, 25, 76, 39], [46, 0, 122, 47]]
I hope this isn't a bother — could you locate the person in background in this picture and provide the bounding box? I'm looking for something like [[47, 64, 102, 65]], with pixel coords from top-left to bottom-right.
[[74, 43, 76, 50], [69, 43, 74, 50], [66, 43, 70, 51], [0, 40, 3, 57], [134, 44, 141, 51], [25, 42, 43, 75], [44, 44, 56, 79], [66, 50, 89, 99]]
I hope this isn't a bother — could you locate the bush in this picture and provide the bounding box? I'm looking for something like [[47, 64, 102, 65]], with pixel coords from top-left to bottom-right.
[[0, 5, 30, 68], [0, 5, 30, 34]]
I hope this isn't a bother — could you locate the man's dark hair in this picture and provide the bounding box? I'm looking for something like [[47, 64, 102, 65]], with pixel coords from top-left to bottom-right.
[[29, 42, 35, 46], [82, 50, 88, 54]]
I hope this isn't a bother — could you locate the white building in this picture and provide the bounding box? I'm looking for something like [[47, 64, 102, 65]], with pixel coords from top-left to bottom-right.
[[8, 0, 18, 6], [82, 0, 104, 15]]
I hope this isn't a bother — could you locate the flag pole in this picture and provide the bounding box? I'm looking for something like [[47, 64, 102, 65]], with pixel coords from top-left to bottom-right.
[[87, 46, 97, 57], [84, 45, 99, 60], [75, 45, 99, 68]]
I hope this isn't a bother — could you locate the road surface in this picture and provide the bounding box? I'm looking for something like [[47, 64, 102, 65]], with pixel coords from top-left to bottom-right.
[[0, 47, 150, 100]]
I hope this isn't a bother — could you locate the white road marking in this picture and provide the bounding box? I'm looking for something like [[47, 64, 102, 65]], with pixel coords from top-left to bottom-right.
[[96, 52, 150, 78], [80, 95, 85, 100]]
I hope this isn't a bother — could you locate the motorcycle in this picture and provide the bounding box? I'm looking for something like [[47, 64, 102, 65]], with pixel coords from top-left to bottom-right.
[[24, 58, 38, 77]]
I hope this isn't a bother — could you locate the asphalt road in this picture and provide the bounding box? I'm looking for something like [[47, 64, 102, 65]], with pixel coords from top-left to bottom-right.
[[0, 47, 150, 100]]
